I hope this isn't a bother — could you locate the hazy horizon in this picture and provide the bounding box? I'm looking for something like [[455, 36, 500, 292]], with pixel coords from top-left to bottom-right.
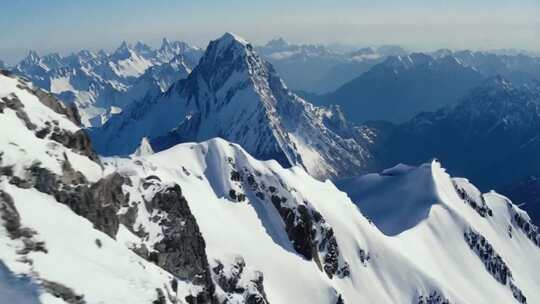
[[1, 0, 539, 64]]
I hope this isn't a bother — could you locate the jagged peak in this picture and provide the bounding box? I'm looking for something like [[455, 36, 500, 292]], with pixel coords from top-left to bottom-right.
[[118, 40, 130, 49], [160, 37, 172, 50], [23, 50, 41, 63], [114, 41, 132, 55], [134, 41, 151, 51]]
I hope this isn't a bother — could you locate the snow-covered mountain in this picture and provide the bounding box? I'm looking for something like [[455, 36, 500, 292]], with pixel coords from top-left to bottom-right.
[[257, 39, 396, 94], [431, 50, 540, 86], [2, 71, 540, 303], [93, 33, 377, 180], [371, 76, 540, 196], [11, 39, 203, 127], [315, 53, 485, 123]]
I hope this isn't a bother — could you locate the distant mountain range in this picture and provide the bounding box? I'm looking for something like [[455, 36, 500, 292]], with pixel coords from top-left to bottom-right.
[[367, 76, 540, 206], [312, 53, 485, 123], [257, 38, 407, 94], [11, 39, 203, 127]]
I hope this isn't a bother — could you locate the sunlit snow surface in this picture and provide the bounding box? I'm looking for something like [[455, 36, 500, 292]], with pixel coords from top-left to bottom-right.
[[107, 141, 540, 304]]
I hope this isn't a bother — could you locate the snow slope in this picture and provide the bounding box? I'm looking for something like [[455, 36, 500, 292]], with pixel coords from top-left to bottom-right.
[[107, 140, 540, 304]]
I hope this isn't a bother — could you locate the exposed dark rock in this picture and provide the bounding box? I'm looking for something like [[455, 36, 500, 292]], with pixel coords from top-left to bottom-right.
[[153, 288, 167, 304], [417, 291, 450, 304], [212, 257, 269, 304], [453, 181, 492, 217], [0, 94, 37, 130], [0, 79, 98, 163], [35, 127, 51, 139], [0, 189, 48, 256], [42, 280, 86, 304], [49, 129, 100, 163], [230, 170, 242, 182], [145, 184, 216, 303], [465, 228, 527, 303], [270, 195, 349, 278], [271, 197, 314, 260], [20, 83, 82, 126], [358, 248, 370, 266], [229, 189, 237, 200], [508, 202, 540, 248], [510, 281, 527, 304], [20, 162, 127, 239], [0, 190, 22, 239]]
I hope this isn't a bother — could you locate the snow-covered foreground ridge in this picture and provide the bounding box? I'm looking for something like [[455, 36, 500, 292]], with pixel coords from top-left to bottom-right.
[[1, 71, 540, 304]]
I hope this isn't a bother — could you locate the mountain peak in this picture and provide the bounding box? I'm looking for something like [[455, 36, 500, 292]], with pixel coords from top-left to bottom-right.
[[160, 37, 172, 50], [24, 50, 41, 63], [112, 41, 136, 59], [134, 41, 151, 52], [216, 32, 249, 48], [115, 41, 132, 54], [199, 32, 254, 70]]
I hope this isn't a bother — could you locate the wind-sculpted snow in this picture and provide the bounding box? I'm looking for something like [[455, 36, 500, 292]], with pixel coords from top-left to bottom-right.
[[335, 163, 439, 235]]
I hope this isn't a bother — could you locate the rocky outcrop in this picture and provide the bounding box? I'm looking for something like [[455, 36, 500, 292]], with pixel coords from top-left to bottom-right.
[[452, 181, 492, 217], [1, 75, 98, 162], [211, 256, 269, 304], [227, 160, 349, 279], [119, 175, 217, 304], [270, 196, 349, 279], [1, 190, 84, 302], [0, 94, 36, 130], [42, 280, 86, 304], [507, 202, 540, 247], [465, 228, 527, 303], [6, 159, 127, 239], [417, 291, 450, 304], [49, 129, 100, 163], [147, 184, 215, 303], [20, 84, 82, 126], [0, 190, 47, 255]]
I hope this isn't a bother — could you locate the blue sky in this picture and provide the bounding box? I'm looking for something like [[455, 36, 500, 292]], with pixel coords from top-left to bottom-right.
[[1, 0, 538, 63]]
